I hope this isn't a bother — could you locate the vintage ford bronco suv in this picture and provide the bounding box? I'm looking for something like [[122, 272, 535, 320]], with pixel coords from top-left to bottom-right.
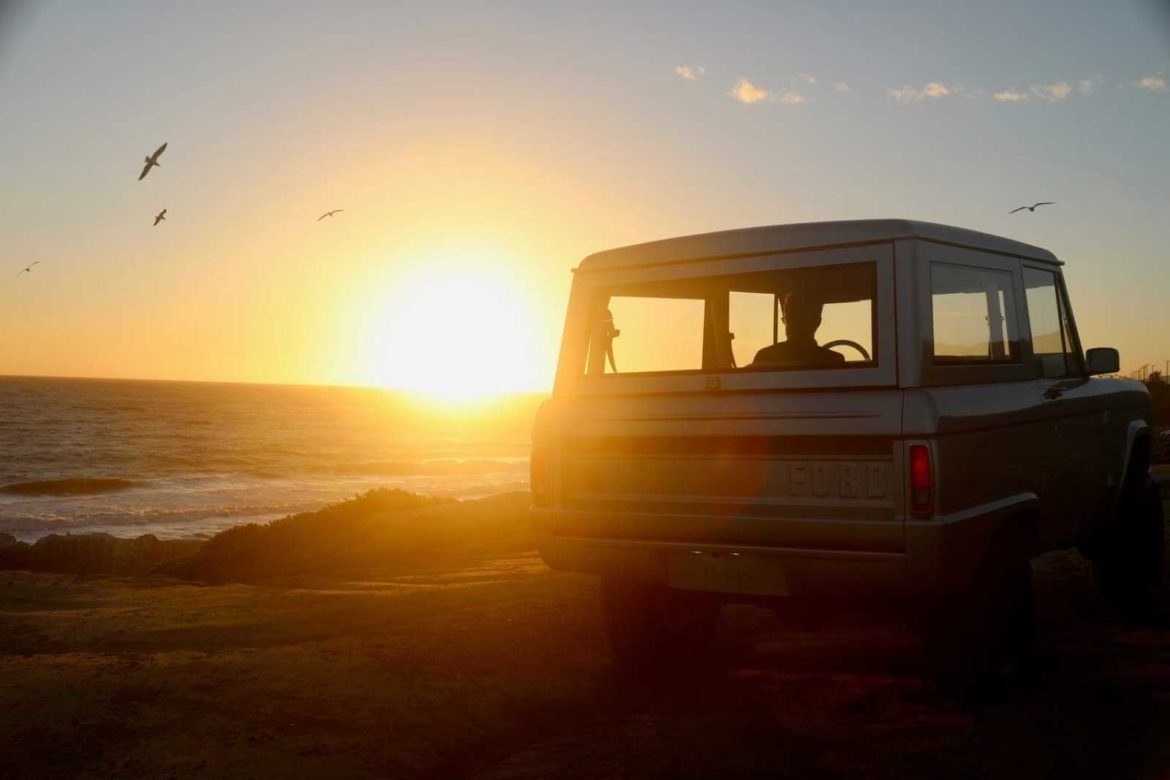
[[531, 219, 1161, 689]]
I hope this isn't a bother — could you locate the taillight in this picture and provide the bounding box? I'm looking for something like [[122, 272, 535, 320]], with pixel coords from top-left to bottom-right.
[[530, 447, 551, 506], [909, 444, 933, 519]]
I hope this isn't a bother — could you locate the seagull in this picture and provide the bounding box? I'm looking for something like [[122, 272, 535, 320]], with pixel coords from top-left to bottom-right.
[[16, 261, 39, 277], [138, 142, 168, 181], [1009, 201, 1054, 214], [316, 209, 343, 221], [153, 209, 167, 226]]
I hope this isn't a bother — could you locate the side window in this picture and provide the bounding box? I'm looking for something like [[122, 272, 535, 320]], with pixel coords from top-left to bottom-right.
[[1056, 281, 1083, 374], [1024, 267, 1073, 377], [931, 263, 1020, 364]]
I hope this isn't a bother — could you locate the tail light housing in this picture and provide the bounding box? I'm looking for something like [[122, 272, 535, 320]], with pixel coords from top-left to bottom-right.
[[530, 446, 552, 506], [909, 443, 933, 519]]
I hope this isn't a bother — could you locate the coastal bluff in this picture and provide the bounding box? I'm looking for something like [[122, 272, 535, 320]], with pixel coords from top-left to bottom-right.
[[0, 489, 532, 582]]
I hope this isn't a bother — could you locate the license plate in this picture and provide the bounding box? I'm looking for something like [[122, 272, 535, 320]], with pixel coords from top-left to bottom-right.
[[666, 550, 789, 596]]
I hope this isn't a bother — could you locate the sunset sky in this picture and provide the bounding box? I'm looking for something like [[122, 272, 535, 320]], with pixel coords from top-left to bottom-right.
[[1, 0, 1168, 393]]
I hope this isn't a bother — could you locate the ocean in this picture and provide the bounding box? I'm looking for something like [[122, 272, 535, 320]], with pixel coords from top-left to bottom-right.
[[0, 377, 541, 542]]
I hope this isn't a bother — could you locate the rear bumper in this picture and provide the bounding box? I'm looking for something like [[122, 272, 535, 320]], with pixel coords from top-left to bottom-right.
[[538, 530, 908, 602], [533, 495, 1037, 605]]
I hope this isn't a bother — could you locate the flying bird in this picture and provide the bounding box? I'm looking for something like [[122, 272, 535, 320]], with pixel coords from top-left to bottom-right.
[[317, 209, 343, 221], [1009, 201, 1054, 214], [138, 142, 168, 181], [16, 261, 39, 277], [153, 209, 167, 226]]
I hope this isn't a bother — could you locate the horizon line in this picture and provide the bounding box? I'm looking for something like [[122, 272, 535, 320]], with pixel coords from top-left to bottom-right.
[[0, 372, 552, 396]]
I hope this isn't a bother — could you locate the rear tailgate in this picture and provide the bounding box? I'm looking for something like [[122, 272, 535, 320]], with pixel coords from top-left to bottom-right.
[[537, 390, 904, 554]]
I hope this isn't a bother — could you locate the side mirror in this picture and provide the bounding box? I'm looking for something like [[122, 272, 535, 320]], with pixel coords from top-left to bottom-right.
[[1086, 347, 1119, 376]]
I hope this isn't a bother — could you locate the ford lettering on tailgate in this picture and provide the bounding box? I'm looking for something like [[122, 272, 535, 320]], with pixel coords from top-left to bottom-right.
[[761, 460, 889, 500]]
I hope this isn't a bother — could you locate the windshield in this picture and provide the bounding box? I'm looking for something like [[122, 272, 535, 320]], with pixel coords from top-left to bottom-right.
[[584, 262, 876, 376]]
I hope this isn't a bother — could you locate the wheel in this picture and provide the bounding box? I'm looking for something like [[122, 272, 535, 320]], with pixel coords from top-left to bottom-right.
[[1094, 477, 1164, 622], [599, 576, 721, 670], [925, 533, 1033, 700], [821, 339, 871, 361]]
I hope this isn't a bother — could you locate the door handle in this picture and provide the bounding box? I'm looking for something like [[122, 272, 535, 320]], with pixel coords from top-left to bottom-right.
[[1043, 386, 1064, 400]]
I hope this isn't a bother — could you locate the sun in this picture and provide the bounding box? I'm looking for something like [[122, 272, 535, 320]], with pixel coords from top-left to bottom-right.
[[360, 262, 543, 400]]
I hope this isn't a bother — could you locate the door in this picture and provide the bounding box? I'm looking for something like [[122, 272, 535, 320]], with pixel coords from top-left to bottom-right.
[[1022, 265, 1108, 542], [912, 245, 1072, 546]]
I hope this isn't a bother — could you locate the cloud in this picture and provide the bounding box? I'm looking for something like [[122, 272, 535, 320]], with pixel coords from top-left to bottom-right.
[[1135, 73, 1166, 91], [726, 79, 805, 105], [1031, 81, 1072, 102], [730, 78, 770, 104], [675, 65, 705, 81], [794, 73, 816, 86], [993, 89, 1028, 102], [996, 80, 1095, 103], [833, 82, 852, 93], [887, 82, 951, 103]]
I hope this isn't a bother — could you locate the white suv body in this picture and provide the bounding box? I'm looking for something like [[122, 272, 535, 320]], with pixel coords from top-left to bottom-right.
[[531, 220, 1157, 686]]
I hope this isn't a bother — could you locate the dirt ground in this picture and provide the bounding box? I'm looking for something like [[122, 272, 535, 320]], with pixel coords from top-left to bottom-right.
[[4, 531, 1170, 780]]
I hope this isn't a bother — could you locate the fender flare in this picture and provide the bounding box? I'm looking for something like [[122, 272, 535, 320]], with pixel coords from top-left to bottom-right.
[[906, 493, 1041, 594], [1119, 419, 1151, 496]]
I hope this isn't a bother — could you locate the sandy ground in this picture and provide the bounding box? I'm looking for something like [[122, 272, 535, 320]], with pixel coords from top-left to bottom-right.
[[5, 532, 1170, 780]]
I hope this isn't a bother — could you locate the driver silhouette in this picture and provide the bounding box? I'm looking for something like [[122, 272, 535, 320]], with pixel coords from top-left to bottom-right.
[[751, 289, 845, 368]]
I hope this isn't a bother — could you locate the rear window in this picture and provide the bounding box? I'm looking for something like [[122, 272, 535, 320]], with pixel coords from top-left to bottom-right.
[[605, 296, 705, 373], [584, 262, 876, 376]]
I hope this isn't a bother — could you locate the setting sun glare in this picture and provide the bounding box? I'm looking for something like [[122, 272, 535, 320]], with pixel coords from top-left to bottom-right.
[[356, 259, 544, 401]]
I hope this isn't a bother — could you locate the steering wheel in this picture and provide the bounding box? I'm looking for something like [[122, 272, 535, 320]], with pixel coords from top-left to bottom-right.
[[823, 339, 871, 361]]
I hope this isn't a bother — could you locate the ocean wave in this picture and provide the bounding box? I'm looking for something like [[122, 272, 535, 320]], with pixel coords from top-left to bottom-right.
[[0, 502, 308, 534], [80, 501, 309, 522], [75, 403, 147, 413], [314, 459, 528, 477], [0, 478, 142, 496]]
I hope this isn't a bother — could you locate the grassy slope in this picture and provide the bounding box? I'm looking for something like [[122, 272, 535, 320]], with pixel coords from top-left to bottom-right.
[[160, 489, 533, 583], [0, 489, 533, 581], [0, 533, 201, 576]]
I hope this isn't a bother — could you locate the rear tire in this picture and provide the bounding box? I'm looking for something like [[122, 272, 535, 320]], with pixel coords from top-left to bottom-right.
[[925, 534, 1033, 700], [600, 577, 721, 670], [1094, 477, 1164, 622]]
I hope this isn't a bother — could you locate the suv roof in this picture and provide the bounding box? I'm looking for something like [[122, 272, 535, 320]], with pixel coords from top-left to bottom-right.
[[579, 219, 1060, 272]]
